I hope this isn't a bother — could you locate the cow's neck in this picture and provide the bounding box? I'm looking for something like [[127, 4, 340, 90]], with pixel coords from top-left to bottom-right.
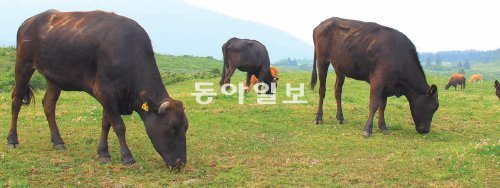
[[403, 67, 429, 100], [137, 62, 170, 104]]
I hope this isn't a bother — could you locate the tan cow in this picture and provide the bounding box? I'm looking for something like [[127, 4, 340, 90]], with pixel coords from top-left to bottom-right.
[[469, 74, 483, 84]]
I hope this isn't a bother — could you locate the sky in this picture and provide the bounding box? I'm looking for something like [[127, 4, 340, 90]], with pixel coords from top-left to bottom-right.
[[0, 0, 498, 53], [187, 0, 500, 52]]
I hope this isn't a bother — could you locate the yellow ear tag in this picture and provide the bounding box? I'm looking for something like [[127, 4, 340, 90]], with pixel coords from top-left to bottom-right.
[[141, 102, 149, 112]]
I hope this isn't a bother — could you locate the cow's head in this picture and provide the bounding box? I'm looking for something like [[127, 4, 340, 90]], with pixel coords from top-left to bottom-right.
[[408, 85, 439, 134], [445, 82, 451, 90], [495, 80, 500, 100], [140, 93, 188, 169]]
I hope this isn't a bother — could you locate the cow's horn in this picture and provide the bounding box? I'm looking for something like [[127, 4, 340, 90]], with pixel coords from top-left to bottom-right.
[[158, 101, 170, 114]]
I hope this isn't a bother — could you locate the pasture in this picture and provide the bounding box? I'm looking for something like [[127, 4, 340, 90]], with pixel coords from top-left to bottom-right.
[[0, 59, 498, 187]]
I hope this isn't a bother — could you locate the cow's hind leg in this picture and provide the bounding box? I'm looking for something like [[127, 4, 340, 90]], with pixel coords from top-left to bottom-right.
[[334, 70, 345, 124], [42, 81, 65, 150], [377, 96, 389, 135], [222, 66, 236, 90], [315, 59, 329, 124], [7, 61, 35, 148], [245, 72, 252, 93], [97, 111, 112, 163]]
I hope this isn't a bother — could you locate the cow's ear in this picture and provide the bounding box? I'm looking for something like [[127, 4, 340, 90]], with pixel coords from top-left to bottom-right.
[[139, 91, 158, 112], [495, 80, 499, 88], [428, 84, 437, 96]]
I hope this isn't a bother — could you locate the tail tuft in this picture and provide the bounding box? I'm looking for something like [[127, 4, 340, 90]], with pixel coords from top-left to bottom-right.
[[309, 50, 317, 90], [22, 85, 35, 106]]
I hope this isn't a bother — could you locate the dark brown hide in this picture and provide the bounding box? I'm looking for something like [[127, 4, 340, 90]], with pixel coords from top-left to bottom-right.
[[310, 17, 439, 137], [8, 10, 188, 168], [445, 74, 466, 90], [221, 37, 275, 94], [495, 80, 500, 100]]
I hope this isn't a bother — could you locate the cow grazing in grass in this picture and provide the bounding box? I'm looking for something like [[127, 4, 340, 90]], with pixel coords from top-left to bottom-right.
[[245, 66, 279, 93], [8, 10, 188, 168], [495, 80, 500, 100], [220, 37, 275, 94], [469, 74, 483, 84], [310, 17, 439, 137], [445, 74, 466, 90]]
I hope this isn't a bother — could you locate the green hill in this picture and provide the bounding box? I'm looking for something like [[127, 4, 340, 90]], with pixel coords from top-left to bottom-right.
[[0, 47, 223, 91]]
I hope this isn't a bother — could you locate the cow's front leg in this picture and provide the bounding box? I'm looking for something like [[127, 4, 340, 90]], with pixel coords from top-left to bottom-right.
[[106, 111, 135, 165], [97, 112, 112, 163], [363, 81, 383, 138], [98, 103, 136, 165]]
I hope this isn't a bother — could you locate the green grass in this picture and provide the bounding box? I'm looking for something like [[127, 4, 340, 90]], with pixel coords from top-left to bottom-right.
[[0, 69, 498, 187]]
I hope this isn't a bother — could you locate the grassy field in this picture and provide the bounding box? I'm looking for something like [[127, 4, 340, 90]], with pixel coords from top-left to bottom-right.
[[0, 65, 498, 186]]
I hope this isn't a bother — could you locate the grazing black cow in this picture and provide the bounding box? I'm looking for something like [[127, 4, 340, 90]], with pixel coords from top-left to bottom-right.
[[495, 80, 500, 100], [8, 10, 188, 168], [220, 37, 276, 94], [310, 17, 439, 137], [445, 74, 466, 90]]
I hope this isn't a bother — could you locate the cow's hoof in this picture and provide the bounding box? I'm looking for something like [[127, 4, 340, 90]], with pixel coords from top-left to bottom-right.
[[122, 158, 136, 166], [381, 129, 390, 135], [7, 143, 19, 149], [315, 119, 323, 124], [98, 156, 112, 163], [53, 144, 66, 150], [362, 131, 372, 138], [337, 120, 344, 124]]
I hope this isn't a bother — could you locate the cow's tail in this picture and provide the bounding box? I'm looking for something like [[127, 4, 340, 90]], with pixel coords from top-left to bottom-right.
[[310, 49, 317, 90], [220, 43, 228, 86], [19, 84, 35, 106]]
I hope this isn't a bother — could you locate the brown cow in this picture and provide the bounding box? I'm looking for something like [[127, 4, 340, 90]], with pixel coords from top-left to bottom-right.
[[445, 74, 466, 90], [220, 37, 276, 94], [8, 10, 188, 168], [245, 66, 279, 93], [310, 17, 439, 137], [495, 80, 500, 100], [469, 74, 483, 84]]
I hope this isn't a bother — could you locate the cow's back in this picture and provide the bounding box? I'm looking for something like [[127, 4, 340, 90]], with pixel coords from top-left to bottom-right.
[[225, 38, 270, 72], [314, 17, 421, 81], [17, 10, 155, 92]]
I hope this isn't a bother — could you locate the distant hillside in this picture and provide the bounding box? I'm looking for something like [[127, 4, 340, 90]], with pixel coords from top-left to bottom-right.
[[140, 1, 313, 62], [156, 55, 221, 73]]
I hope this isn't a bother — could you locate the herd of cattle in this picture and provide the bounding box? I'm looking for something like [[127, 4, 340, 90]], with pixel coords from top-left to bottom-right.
[[6, 10, 499, 168], [445, 74, 499, 100]]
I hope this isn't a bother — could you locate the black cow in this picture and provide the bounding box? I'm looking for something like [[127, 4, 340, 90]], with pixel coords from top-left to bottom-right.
[[220, 37, 276, 94], [310, 17, 439, 137], [7, 10, 188, 168]]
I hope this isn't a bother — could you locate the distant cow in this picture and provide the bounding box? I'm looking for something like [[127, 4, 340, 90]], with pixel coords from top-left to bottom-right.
[[469, 74, 483, 84], [445, 74, 466, 90], [495, 80, 500, 100], [310, 17, 439, 137], [245, 66, 279, 93], [220, 37, 275, 94], [8, 10, 188, 168]]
